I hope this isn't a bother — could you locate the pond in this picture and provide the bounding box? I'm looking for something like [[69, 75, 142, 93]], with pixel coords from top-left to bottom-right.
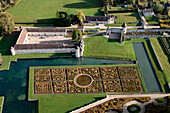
[[0, 58, 133, 113], [133, 42, 162, 92]]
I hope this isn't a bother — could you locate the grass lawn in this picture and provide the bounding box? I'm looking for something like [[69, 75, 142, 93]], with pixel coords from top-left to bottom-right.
[[29, 64, 146, 113], [150, 38, 170, 83], [0, 96, 4, 112], [7, 0, 101, 23], [109, 12, 140, 24], [83, 35, 136, 60], [145, 16, 158, 24]]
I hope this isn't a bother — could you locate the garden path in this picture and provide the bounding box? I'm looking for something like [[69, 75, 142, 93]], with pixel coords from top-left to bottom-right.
[[71, 93, 170, 113]]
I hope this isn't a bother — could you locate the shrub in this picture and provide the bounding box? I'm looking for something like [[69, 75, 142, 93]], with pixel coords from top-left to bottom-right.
[[72, 28, 82, 41]]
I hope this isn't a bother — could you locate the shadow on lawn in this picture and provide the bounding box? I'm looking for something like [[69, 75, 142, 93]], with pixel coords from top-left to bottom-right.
[[66, 96, 105, 113], [0, 32, 19, 55], [63, 0, 101, 9]]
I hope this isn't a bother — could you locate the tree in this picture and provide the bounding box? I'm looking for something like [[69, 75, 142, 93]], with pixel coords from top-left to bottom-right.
[[72, 28, 82, 41], [0, 12, 14, 36], [76, 10, 85, 26], [153, 2, 164, 14], [167, 7, 170, 18], [102, 0, 110, 6], [0, 2, 2, 12]]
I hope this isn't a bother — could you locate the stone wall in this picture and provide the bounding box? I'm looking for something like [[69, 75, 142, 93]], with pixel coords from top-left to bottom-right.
[[15, 48, 76, 54], [28, 32, 67, 36]]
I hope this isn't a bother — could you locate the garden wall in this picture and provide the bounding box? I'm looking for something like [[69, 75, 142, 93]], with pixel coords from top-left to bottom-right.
[[15, 48, 76, 54], [148, 39, 163, 71]]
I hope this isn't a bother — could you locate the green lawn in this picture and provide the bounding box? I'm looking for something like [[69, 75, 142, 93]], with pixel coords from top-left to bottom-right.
[[7, 0, 101, 23], [29, 64, 146, 113], [0, 96, 4, 112], [150, 38, 170, 83], [84, 35, 136, 60], [109, 12, 140, 24], [145, 16, 158, 24]]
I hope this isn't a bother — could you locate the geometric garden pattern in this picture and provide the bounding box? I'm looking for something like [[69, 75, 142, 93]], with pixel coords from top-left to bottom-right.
[[34, 66, 143, 94]]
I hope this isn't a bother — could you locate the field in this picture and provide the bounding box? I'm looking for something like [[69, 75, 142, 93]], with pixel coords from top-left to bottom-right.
[[6, 0, 101, 23], [83, 35, 136, 60], [29, 64, 145, 113]]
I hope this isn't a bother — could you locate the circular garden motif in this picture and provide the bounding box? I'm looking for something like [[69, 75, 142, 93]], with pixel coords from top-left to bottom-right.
[[74, 74, 93, 87], [127, 104, 141, 113]]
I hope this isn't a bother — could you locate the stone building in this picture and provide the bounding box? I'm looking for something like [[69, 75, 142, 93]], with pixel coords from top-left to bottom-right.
[[84, 15, 115, 25], [10, 27, 84, 58], [143, 8, 154, 17]]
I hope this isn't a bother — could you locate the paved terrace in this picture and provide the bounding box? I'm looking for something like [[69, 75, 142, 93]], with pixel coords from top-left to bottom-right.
[[26, 36, 71, 44], [71, 93, 170, 113]]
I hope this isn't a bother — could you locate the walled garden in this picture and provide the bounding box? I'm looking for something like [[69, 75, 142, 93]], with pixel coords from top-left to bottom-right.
[[33, 66, 143, 94]]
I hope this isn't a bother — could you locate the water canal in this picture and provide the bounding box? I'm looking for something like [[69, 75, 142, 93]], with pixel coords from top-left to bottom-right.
[[0, 42, 162, 113], [0, 58, 133, 113], [133, 42, 161, 92]]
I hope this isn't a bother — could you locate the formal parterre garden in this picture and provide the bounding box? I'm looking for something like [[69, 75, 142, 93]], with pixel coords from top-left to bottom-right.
[[32, 66, 143, 94], [81, 96, 151, 113]]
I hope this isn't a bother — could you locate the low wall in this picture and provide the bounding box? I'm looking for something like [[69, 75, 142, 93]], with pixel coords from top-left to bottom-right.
[[127, 29, 170, 33], [15, 48, 76, 54], [148, 38, 163, 71], [125, 35, 162, 38]]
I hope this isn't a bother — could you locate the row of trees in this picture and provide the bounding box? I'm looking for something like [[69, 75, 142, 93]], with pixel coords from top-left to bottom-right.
[[102, 0, 135, 6]]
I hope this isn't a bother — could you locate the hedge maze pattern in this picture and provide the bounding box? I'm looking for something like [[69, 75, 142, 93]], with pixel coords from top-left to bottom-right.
[[34, 66, 143, 94]]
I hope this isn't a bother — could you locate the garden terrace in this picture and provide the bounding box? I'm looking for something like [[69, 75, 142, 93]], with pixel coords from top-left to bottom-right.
[[32, 66, 143, 94]]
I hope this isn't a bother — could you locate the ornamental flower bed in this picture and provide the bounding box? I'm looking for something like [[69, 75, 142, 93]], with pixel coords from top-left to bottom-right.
[[86, 80, 103, 93], [34, 81, 53, 94], [103, 80, 122, 93], [82, 97, 151, 113], [118, 66, 139, 79], [121, 79, 141, 86], [100, 67, 119, 79], [68, 80, 86, 93], [122, 86, 142, 92], [34, 69, 51, 82], [67, 68, 82, 80], [81, 67, 100, 79], [34, 69, 50, 75], [53, 81, 67, 93], [33, 66, 143, 94], [51, 68, 66, 80]]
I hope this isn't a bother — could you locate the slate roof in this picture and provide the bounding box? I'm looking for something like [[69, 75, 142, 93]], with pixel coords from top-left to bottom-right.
[[84, 15, 114, 22], [14, 44, 75, 50]]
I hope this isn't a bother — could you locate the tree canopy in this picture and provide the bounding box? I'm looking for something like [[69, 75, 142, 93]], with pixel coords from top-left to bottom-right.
[[72, 28, 82, 41], [76, 10, 85, 26], [0, 12, 14, 36]]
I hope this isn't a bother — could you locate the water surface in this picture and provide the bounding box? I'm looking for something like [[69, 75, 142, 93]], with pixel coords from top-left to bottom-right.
[[0, 58, 133, 113]]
